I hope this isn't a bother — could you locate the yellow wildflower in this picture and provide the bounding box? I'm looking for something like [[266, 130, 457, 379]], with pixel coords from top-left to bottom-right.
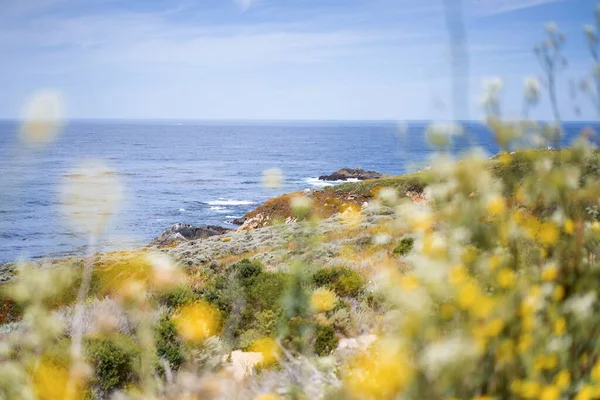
[[311, 288, 337, 312], [32, 361, 81, 400], [552, 285, 565, 302], [399, 275, 420, 292], [457, 281, 481, 310], [343, 343, 413, 400], [540, 385, 560, 400], [520, 381, 541, 398], [591, 360, 600, 382], [173, 302, 221, 342], [542, 264, 559, 281], [449, 264, 468, 286], [488, 254, 501, 271], [486, 318, 504, 337], [518, 334, 532, 353], [497, 268, 516, 288], [538, 222, 559, 246], [254, 394, 281, 400], [553, 317, 567, 336], [553, 370, 570, 389], [472, 296, 495, 319], [575, 385, 593, 400], [564, 218, 575, 234], [495, 339, 514, 363], [249, 337, 280, 366], [486, 195, 506, 216]]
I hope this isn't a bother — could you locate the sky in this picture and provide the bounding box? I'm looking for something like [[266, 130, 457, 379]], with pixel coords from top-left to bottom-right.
[[0, 0, 598, 121]]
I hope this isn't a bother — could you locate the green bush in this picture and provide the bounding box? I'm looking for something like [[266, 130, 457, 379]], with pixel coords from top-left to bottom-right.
[[156, 285, 198, 309], [155, 315, 185, 370], [393, 237, 414, 256], [231, 258, 263, 281], [245, 272, 290, 311], [85, 334, 140, 393], [200, 274, 232, 314], [314, 324, 338, 356], [313, 267, 363, 297]]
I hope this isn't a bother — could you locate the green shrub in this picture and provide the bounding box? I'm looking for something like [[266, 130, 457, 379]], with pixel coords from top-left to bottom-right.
[[155, 315, 185, 370], [314, 324, 338, 356], [245, 272, 290, 311], [231, 258, 263, 281], [313, 267, 363, 297], [393, 237, 414, 256], [85, 334, 140, 393], [156, 285, 198, 309], [200, 274, 232, 314]]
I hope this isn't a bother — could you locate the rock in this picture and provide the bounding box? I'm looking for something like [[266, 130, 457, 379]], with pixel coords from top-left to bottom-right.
[[318, 168, 387, 182], [225, 351, 264, 381], [150, 223, 230, 247], [231, 217, 245, 225], [237, 213, 268, 231]]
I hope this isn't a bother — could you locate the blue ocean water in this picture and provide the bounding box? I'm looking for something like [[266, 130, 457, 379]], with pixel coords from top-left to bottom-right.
[[0, 120, 597, 263]]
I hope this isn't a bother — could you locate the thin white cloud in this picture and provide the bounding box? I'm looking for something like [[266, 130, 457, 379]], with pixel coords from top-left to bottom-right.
[[473, 0, 568, 16]]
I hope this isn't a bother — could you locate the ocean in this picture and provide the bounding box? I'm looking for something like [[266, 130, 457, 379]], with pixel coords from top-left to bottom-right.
[[0, 120, 597, 263]]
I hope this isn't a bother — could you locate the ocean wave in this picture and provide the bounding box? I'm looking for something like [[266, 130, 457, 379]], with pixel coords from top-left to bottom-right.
[[224, 215, 242, 219], [304, 177, 360, 187], [207, 199, 254, 206], [210, 206, 231, 213]]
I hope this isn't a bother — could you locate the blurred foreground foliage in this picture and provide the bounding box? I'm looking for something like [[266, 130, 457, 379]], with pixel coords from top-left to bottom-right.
[[4, 9, 600, 400]]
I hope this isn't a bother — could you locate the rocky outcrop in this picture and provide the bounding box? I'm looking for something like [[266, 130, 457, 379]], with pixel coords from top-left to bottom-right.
[[318, 168, 386, 181], [150, 223, 230, 247]]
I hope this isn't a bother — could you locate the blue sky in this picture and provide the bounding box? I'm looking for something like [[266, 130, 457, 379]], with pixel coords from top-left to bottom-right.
[[0, 0, 598, 120]]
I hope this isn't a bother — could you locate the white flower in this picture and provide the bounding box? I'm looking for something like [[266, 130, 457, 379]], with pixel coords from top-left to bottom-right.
[[290, 196, 313, 217], [420, 336, 479, 378], [377, 187, 399, 205], [425, 122, 463, 148], [60, 160, 124, 235], [564, 292, 597, 319], [20, 90, 64, 147], [524, 77, 541, 104], [262, 168, 284, 189], [546, 22, 558, 33], [585, 24, 597, 42], [372, 234, 391, 246]]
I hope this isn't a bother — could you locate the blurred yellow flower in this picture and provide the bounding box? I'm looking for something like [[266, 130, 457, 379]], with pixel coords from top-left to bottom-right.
[[496, 268, 516, 288], [552, 285, 565, 301], [591, 360, 600, 382], [486, 195, 506, 216], [254, 394, 281, 400], [538, 222, 560, 246], [520, 381, 541, 398], [564, 218, 575, 234], [539, 385, 560, 400], [173, 302, 221, 342], [542, 264, 558, 281], [399, 275, 420, 291], [310, 288, 337, 312], [457, 281, 481, 309], [344, 342, 413, 400], [449, 264, 468, 286], [486, 318, 504, 337], [575, 385, 593, 400], [249, 338, 280, 366], [553, 317, 567, 335], [554, 370, 570, 389], [32, 361, 81, 400]]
